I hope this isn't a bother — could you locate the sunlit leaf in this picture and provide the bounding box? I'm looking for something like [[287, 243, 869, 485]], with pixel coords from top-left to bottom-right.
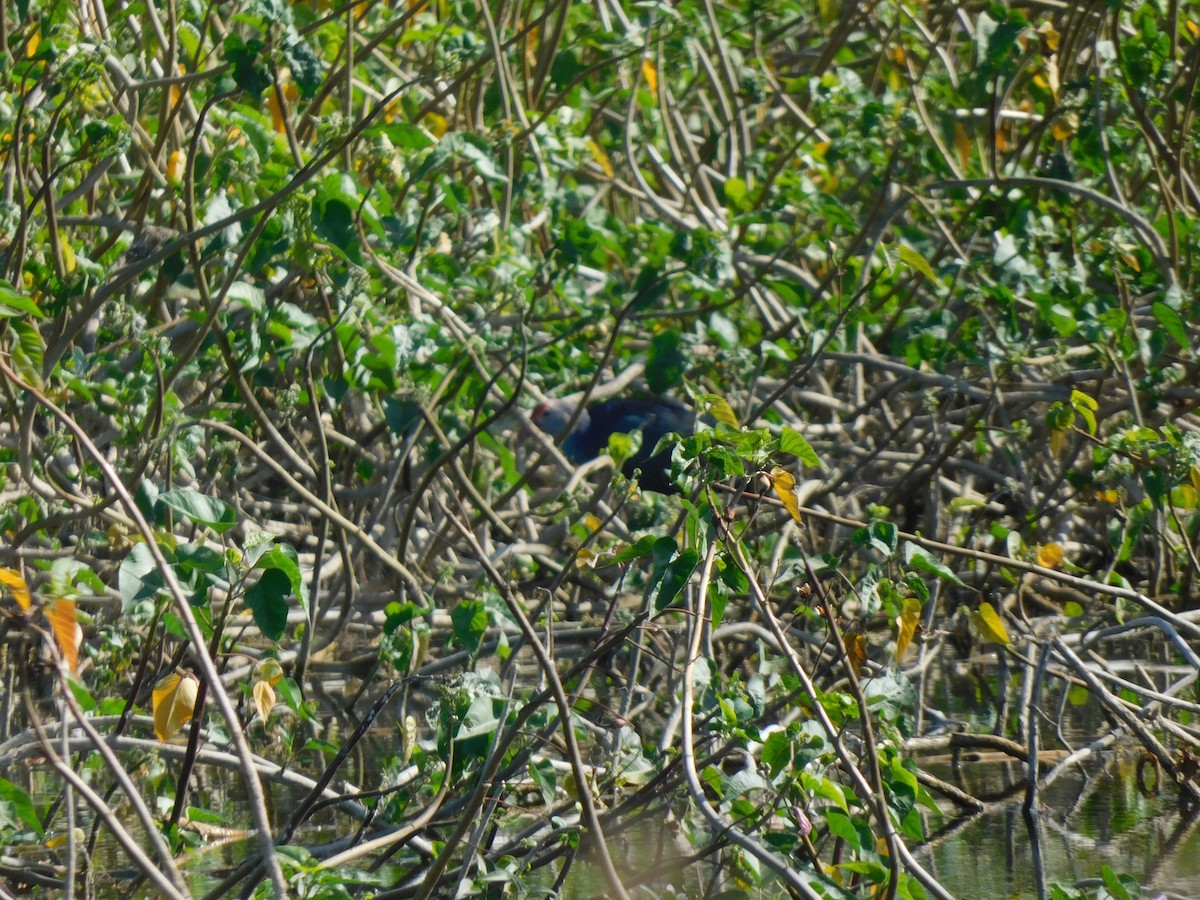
[[897, 245, 938, 284], [0, 567, 32, 612], [48, 599, 81, 673], [781, 427, 822, 467], [153, 672, 199, 742], [699, 394, 739, 427], [903, 543, 965, 585], [971, 601, 1010, 646], [158, 488, 237, 534], [771, 466, 803, 523]]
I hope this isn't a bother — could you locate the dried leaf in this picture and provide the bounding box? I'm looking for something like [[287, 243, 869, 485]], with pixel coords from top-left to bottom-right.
[[0, 567, 32, 612], [971, 601, 1011, 647], [895, 596, 922, 659], [771, 466, 803, 523], [153, 673, 198, 742], [48, 599, 81, 674], [846, 633, 867, 676], [1036, 542, 1064, 569], [954, 122, 971, 171], [253, 679, 276, 724]]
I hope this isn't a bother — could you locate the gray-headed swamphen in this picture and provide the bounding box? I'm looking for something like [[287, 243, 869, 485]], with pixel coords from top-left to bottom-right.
[[532, 396, 695, 494]]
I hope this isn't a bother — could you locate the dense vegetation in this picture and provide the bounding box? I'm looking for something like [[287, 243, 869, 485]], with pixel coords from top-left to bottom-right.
[[2, 0, 1200, 897]]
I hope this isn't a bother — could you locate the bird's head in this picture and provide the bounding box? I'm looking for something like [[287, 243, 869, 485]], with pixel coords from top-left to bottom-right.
[[531, 398, 581, 439]]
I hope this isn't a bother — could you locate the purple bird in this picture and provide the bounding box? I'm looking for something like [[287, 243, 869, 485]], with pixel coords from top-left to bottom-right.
[[532, 396, 695, 493]]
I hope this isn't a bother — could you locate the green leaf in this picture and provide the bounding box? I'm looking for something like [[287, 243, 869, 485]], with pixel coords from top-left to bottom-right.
[[0, 777, 43, 836], [244, 568, 292, 641], [1152, 301, 1190, 352], [652, 544, 699, 612], [450, 599, 488, 655], [158, 489, 237, 534], [897, 244, 938, 284], [1069, 389, 1098, 434], [0, 280, 45, 317], [780, 427, 822, 467], [903, 543, 965, 586], [255, 544, 305, 613], [9, 319, 45, 390], [607, 534, 659, 566], [699, 393, 739, 427]]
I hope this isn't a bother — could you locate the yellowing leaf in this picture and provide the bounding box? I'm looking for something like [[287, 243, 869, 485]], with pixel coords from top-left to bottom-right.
[[1037, 20, 1061, 52], [253, 678, 276, 724], [0, 567, 32, 612], [895, 596, 922, 659], [846, 633, 866, 677], [48, 599, 81, 673], [575, 547, 597, 568], [771, 467, 803, 523], [585, 139, 613, 177], [954, 122, 971, 171], [24, 27, 40, 58], [641, 58, 658, 93], [153, 673, 199, 742], [897, 244, 938, 284], [1049, 428, 1066, 458], [1037, 542, 1064, 569], [700, 394, 739, 427], [423, 112, 448, 138], [258, 657, 284, 686], [166, 150, 183, 184], [1052, 112, 1078, 142], [268, 86, 288, 134], [1097, 488, 1119, 504], [971, 601, 1011, 647], [60, 242, 76, 274]]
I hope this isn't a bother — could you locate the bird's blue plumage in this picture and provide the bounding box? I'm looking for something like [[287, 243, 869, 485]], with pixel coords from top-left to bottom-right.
[[533, 396, 695, 493]]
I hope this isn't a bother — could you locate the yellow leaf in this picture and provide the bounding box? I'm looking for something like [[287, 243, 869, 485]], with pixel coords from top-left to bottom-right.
[[1049, 428, 1066, 458], [170, 63, 186, 108], [268, 86, 288, 134], [1188, 20, 1200, 40], [771, 466, 803, 523], [1036, 542, 1064, 569], [1097, 488, 1119, 504], [153, 673, 199, 742], [0, 567, 32, 612], [258, 657, 284, 686], [253, 679, 276, 724], [971, 601, 1011, 646], [895, 596, 922, 659], [846, 633, 866, 677], [641, 58, 658, 93], [48, 599, 81, 674], [166, 150, 183, 184], [585, 139, 613, 177], [889, 45, 906, 65], [575, 547, 597, 568], [954, 122, 971, 171], [60, 242, 76, 274], [24, 27, 40, 59], [1052, 112, 1078, 142], [423, 112, 448, 138], [1037, 20, 1061, 52]]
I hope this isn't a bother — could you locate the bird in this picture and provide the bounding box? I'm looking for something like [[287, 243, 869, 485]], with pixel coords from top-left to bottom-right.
[[531, 395, 696, 493]]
